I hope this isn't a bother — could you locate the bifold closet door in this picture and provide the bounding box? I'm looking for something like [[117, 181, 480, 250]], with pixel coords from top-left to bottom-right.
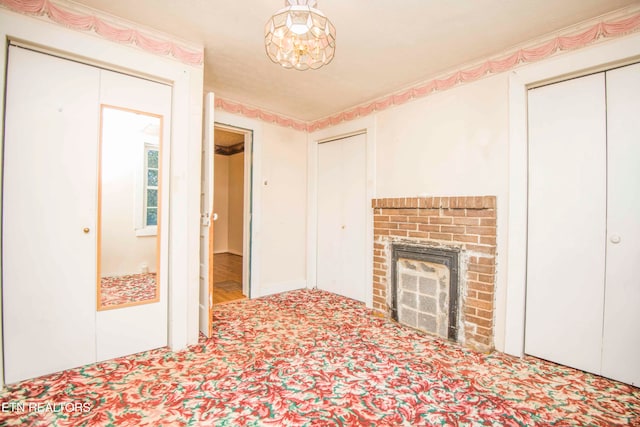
[[3, 46, 99, 383], [317, 134, 367, 302], [525, 73, 607, 375], [3, 47, 171, 383], [601, 62, 640, 386]]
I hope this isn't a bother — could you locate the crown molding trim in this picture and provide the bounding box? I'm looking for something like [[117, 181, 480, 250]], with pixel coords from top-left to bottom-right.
[[215, 97, 308, 131], [0, 0, 204, 66]]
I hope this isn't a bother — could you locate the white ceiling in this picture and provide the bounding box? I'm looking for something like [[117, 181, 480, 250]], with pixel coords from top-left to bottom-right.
[[73, 0, 638, 121]]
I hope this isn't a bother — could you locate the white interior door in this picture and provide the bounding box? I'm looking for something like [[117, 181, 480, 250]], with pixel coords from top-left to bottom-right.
[[525, 73, 607, 375], [601, 63, 640, 386], [199, 93, 215, 337], [2, 46, 99, 383], [317, 134, 367, 302], [95, 69, 171, 362]]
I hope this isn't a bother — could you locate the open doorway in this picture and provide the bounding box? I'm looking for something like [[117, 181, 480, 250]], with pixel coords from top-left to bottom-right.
[[212, 124, 251, 304]]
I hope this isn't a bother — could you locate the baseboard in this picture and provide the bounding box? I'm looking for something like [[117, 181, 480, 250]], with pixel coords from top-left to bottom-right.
[[213, 250, 243, 256], [253, 279, 307, 298]]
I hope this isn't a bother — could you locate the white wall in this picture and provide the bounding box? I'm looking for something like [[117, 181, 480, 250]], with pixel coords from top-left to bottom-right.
[[260, 123, 308, 291], [0, 8, 204, 387], [228, 152, 245, 255], [212, 151, 244, 255], [213, 154, 230, 253], [375, 74, 509, 198]]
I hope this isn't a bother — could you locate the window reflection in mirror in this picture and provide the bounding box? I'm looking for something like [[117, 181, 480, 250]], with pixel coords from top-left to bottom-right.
[[98, 106, 162, 310]]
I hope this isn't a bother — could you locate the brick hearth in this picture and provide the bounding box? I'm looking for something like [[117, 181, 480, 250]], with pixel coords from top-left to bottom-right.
[[372, 196, 497, 351]]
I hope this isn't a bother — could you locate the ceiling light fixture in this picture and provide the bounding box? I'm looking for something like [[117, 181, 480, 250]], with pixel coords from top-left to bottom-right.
[[264, 0, 336, 71]]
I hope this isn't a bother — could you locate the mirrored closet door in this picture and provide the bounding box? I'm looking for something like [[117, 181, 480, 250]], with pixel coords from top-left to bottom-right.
[[95, 70, 171, 362], [2, 45, 171, 383]]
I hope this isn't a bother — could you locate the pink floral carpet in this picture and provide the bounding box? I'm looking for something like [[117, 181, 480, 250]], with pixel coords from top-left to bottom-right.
[[1, 289, 638, 426], [99, 273, 157, 307]]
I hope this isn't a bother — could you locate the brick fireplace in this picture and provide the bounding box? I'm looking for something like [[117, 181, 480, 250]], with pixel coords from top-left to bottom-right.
[[372, 196, 496, 352]]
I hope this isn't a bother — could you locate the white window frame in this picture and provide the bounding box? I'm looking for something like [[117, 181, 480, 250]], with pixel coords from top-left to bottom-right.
[[135, 140, 159, 236]]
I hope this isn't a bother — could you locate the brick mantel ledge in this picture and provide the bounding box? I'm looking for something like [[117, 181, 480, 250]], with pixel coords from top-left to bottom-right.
[[372, 196, 496, 210]]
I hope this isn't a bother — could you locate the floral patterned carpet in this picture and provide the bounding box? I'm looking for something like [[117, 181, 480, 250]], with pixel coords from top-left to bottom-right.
[[99, 273, 157, 307], [1, 289, 638, 426]]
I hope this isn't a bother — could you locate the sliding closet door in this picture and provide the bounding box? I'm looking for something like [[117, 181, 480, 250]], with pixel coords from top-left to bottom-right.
[[602, 63, 640, 386], [525, 74, 607, 375], [3, 46, 99, 383], [317, 134, 367, 302]]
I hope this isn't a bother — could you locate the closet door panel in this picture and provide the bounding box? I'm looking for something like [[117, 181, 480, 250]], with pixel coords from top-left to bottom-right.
[[317, 135, 367, 302], [525, 74, 607, 374], [96, 69, 171, 362], [317, 140, 343, 295], [602, 63, 640, 386], [340, 134, 367, 302], [3, 47, 99, 383]]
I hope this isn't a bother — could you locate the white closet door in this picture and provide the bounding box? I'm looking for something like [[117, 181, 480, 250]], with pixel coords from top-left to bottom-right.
[[525, 74, 607, 375], [96, 70, 171, 362], [602, 63, 640, 386], [317, 134, 367, 302], [317, 139, 344, 295], [341, 135, 367, 301], [3, 46, 99, 383]]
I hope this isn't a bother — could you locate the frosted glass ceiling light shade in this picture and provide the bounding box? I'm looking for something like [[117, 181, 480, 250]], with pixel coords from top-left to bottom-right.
[[265, 0, 336, 71]]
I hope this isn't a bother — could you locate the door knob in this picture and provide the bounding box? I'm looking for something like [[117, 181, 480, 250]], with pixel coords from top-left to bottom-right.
[[610, 234, 621, 244], [83, 227, 90, 234]]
